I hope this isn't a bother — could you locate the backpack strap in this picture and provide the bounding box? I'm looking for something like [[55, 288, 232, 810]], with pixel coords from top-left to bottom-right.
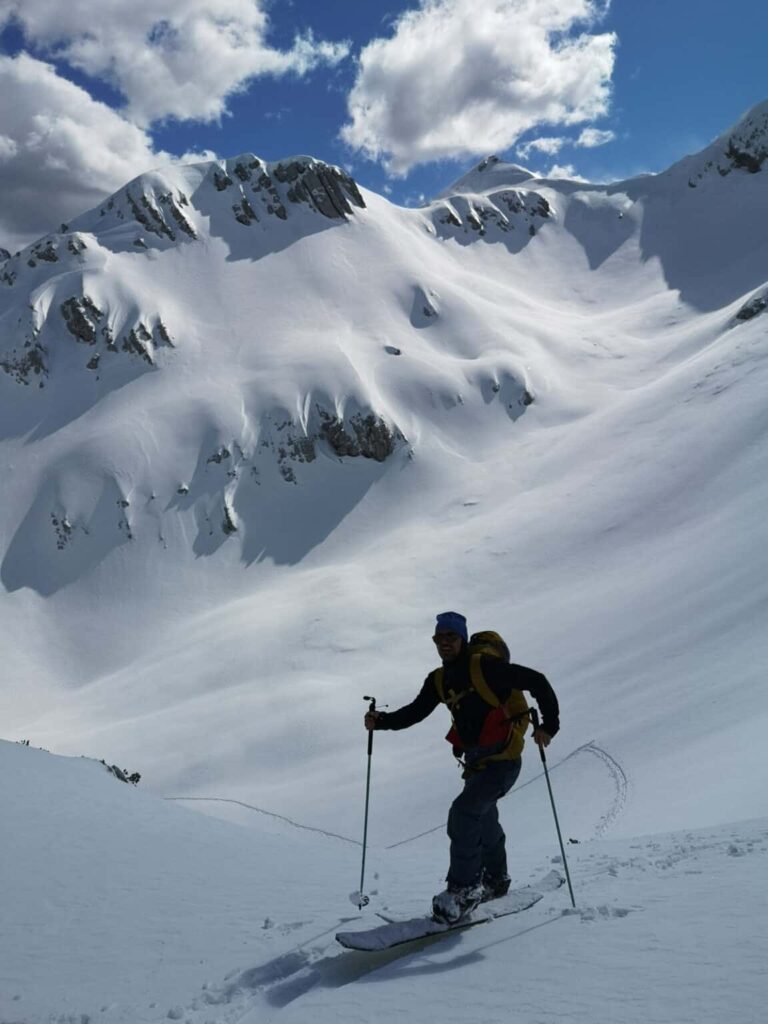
[[431, 667, 445, 703], [468, 654, 501, 708], [469, 654, 531, 725], [431, 667, 472, 710]]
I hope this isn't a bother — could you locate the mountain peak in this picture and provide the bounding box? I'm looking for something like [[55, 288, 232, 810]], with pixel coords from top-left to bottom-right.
[[667, 98, 768, 188], [434, 155, 535, 200]]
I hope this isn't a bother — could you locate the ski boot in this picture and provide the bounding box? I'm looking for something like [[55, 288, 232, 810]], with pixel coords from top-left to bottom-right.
[[432, 881, 484, 924], [481, 872, 511, 902]]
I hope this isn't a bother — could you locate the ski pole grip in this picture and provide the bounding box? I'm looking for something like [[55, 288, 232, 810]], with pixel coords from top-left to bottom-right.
[[528, 707, 547, 763], [364, 695, 377, 755]]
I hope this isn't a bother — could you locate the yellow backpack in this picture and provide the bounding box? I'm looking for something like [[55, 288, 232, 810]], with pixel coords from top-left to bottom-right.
[[431, 631, 530, 766]]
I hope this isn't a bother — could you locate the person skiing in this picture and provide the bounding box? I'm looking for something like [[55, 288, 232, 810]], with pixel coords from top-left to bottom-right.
[[364, 610, 560, 924]]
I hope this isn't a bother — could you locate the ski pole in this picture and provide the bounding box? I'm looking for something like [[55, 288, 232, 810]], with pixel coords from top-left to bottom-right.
[[529, 708, 576, 908], [357, 695, 378, 909]]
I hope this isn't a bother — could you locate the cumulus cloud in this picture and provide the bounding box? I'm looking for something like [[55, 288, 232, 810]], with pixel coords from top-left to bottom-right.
[[577, 126, 616, 147], [546, 163, 584, 179], [517, 136, 566, 159], [517, 122, 614, 162], [0, 54, 181, 249], [341, 0, 617, 174], [1, 0, 350, 125]]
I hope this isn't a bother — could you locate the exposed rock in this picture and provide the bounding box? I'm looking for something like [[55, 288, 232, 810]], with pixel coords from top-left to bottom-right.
[[735, 293, 767, 321], [207, 447, 232, 465], [159, 192, 197, 238], [319, 411, 397, 462], [688, 108, 768, 185], [61, 297, 103, 344], [213, 171, 233, 191], [222, 502, 238, 534], [51, 513, 74, 550], [476, 155, 500, 173], [233, 199, 258, 226], [33, 241, 58, 263], [126, 190, 174, 240], [725, 139, 767, 175], [0, 342, 48, 385], [121, 325, 154, 363], [156, 321, 173, 346], [276, 159, 366, 219], [0, 247, 10, 262], [432, 188, 550, 242]]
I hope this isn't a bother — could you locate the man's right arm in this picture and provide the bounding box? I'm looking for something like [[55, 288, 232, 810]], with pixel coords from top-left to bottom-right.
[[372, 675, 440, 730]]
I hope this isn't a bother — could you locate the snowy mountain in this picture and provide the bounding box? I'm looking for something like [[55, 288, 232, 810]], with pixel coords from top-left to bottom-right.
[[2, 737, 766, 1024], [1, 96, 768, 1024], [1, 90, 768, 889]]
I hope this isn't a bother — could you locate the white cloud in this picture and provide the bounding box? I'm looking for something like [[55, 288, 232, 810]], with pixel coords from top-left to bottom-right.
[[0, 54, 183, 249], [341, 0, 616, 175], [517, 136, 566, 159], [0, 133, 19, 163], [1, 1, 350, 126], [546, 163, 587, 181], [577, 126, 615, 148]]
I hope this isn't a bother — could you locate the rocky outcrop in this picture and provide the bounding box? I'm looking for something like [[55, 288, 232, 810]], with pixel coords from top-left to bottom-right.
[[687, 105, 768, 186], [55, 295, 173, 369], [319, 411, 397, 462], [0, 247, 10, 262], [61, 296, 104, 344], [0, 341, 48, 386], [430, 187, 551, 244], [261, 407, 402, 483], [208, 154, 366, 229], [735, 291, 767, 322], [121, 188, 197, 241]]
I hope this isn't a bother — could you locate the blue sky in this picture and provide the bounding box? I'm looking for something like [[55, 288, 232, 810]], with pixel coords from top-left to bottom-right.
[[0, 0, 766, 246]]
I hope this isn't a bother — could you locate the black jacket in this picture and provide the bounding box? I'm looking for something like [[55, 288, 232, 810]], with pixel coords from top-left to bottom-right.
[[375, 650, 559, 746]]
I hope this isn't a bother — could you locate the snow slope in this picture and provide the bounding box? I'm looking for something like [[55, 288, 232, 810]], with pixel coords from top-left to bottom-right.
[[1, 99, 768, 1014], [1, 739, 766, 1024], [2, 99, 767, 843]]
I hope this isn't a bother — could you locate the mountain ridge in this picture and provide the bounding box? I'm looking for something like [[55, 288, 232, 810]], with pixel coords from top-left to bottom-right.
[[1, 103, 767, 843]]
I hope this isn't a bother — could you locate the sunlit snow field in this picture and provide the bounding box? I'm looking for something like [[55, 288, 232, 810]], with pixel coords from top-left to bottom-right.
[[2, 107, 768, 1022]]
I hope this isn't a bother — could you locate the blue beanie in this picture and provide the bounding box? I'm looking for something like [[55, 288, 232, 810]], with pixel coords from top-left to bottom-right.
[[435, 611, 468, 642]]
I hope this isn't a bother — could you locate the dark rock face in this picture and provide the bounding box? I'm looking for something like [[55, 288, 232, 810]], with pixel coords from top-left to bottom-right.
[[124, 189, 198, 241], [688, 107, 768, 186], [432, 187, 551, 245], [735, 292, 767, 321], [52, 295, 173, 369], [61, 297, 103, 344], [725, 141, 766, 174], [0, 342, 48, 385], [0, 247, 10, 262], [319, 411, 397, 462], [208, 155, 365, 229]]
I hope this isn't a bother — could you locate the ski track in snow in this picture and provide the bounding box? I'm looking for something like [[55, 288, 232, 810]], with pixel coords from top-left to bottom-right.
[[138, 743, 630, 1022], [163, 796, 362, 846], [145, 824, 768, 1024], [385, 739, 627, 849], [162, 738, 629, 853], [580, 741, 630, 838]]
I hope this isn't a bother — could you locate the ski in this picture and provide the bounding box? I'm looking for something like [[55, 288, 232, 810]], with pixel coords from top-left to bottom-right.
[[336, 869, 564, 952]]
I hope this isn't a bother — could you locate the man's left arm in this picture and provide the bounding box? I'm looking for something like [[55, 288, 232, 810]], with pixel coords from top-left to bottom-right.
[[518, 666, 559, 746], [484, 660, 560, 743]]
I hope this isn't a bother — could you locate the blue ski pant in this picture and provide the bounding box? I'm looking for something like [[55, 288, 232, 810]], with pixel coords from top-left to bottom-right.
[[446, 758, 522, 888]]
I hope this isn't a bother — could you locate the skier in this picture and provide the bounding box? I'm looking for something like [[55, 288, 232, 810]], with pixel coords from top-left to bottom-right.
[[364, 610, 560, 924]]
